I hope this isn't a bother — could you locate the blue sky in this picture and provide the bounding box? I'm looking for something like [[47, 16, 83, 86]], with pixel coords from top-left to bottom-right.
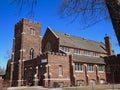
[[0, 0, 120, 69]]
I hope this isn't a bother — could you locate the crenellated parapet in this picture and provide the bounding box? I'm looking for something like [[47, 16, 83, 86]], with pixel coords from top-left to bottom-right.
[[15, 18, 41, 28], [40, 51, 67, 57], [104, 53, 120, 65], [105, 54, 120, 59]]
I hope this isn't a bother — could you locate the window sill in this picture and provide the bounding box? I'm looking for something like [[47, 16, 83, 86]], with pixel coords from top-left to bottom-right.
[[98, 71, 104, 73], [75, 71, 83, 72], [87, 71, 94, 73]]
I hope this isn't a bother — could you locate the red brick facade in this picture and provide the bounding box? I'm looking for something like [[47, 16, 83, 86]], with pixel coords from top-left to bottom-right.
[[0, 79, 3, 90], [42, 27, 59, 53], [105, 54, 120, 84], [23, 53, 71, 87], [9, 18, 119, 87], [10, 18, 42, 86]]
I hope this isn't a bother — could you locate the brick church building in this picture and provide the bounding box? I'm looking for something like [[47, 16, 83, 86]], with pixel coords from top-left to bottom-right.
[[10, 18, 118, 87]]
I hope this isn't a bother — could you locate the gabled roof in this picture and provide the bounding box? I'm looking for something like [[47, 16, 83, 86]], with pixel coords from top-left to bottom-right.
[[73, 54, 105, 64], [51, 30, 107, 53]]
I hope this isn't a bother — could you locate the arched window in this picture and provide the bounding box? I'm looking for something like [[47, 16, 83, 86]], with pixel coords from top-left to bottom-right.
[[30, 48, 34, 59]]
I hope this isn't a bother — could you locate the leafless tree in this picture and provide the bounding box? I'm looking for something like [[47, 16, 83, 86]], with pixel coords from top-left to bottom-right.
[[11, 0, 37, 16], [60, 0, 120, 46], [4, 50, 11, 60], [11, 0, 120, 46], [60, 0, 108, 24], [3, 50, 12, 79]]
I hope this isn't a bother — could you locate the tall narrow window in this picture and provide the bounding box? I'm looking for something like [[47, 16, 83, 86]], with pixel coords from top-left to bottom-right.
[[58, 65, 63, 76], [30, 48, 34, 59]]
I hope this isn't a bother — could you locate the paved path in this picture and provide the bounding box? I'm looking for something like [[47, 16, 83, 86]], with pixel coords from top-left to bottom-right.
[[7, 86, 62, 90]]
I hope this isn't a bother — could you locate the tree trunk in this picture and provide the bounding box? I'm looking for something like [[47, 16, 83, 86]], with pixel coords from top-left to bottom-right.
[[105, 0, 120, 46]]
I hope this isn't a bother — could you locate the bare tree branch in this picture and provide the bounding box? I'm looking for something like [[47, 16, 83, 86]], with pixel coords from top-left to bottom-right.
[[10, 0, 120, 45], [11, 0, 38, 16], [59, 0, 109, 28], [60, 0, 120, 46]]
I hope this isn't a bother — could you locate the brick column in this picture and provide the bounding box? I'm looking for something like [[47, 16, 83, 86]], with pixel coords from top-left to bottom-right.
[[95, 65, 99, 84], [34, 66, 39, 86], [0, 79, 3, 89], [72, 63, 76, 86], [10, 53, 14, 86], [18, 49, 25, 86], [18, 60, 22, 86], [44, 64, 51, 87], [44, 73, 47, 87], [84, 64, 88, 85]]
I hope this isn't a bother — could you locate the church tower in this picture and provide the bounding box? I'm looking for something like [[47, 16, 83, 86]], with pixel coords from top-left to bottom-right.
[[10, 18, 42, 86]]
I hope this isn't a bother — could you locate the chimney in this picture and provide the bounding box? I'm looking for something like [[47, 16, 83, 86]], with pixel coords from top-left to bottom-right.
[[104, 34, 113, 55]]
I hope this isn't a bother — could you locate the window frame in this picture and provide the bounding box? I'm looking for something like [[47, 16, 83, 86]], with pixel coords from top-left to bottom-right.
[[98, 65, 104, 72], [93, 52, 99, 57], [58, 65, 63, 76], [75, 63, 83, 72], [87, 64, 94, 72], [62, 47, 70, 53], [74, 49, 80, 55], [30, 28, 35, 36], [30, 48, 34, 59], [84, 51, 90, 56]]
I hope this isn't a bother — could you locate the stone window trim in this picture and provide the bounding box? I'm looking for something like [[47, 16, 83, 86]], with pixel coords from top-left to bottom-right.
[[49, 72, 52, 76], [39, 35, 42, 38], [21, 32, 26, 35], [23, 59, 26, 62], [20, 49, 26, 52], [73, 74, 76, 78], [75, 71, 83, 73], [12, 52, 14, 55], [11, 62, 14, 64], [98, 71, 104, 73], [45, 64, 51, 67]]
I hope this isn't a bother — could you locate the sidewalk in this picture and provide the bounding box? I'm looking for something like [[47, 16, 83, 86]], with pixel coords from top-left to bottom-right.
[[7, 86, 62, 90]]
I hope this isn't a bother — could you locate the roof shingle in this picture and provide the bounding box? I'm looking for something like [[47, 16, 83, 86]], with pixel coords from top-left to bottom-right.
[[52, 30, 107, 53], [73, 54, 105, 64]]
